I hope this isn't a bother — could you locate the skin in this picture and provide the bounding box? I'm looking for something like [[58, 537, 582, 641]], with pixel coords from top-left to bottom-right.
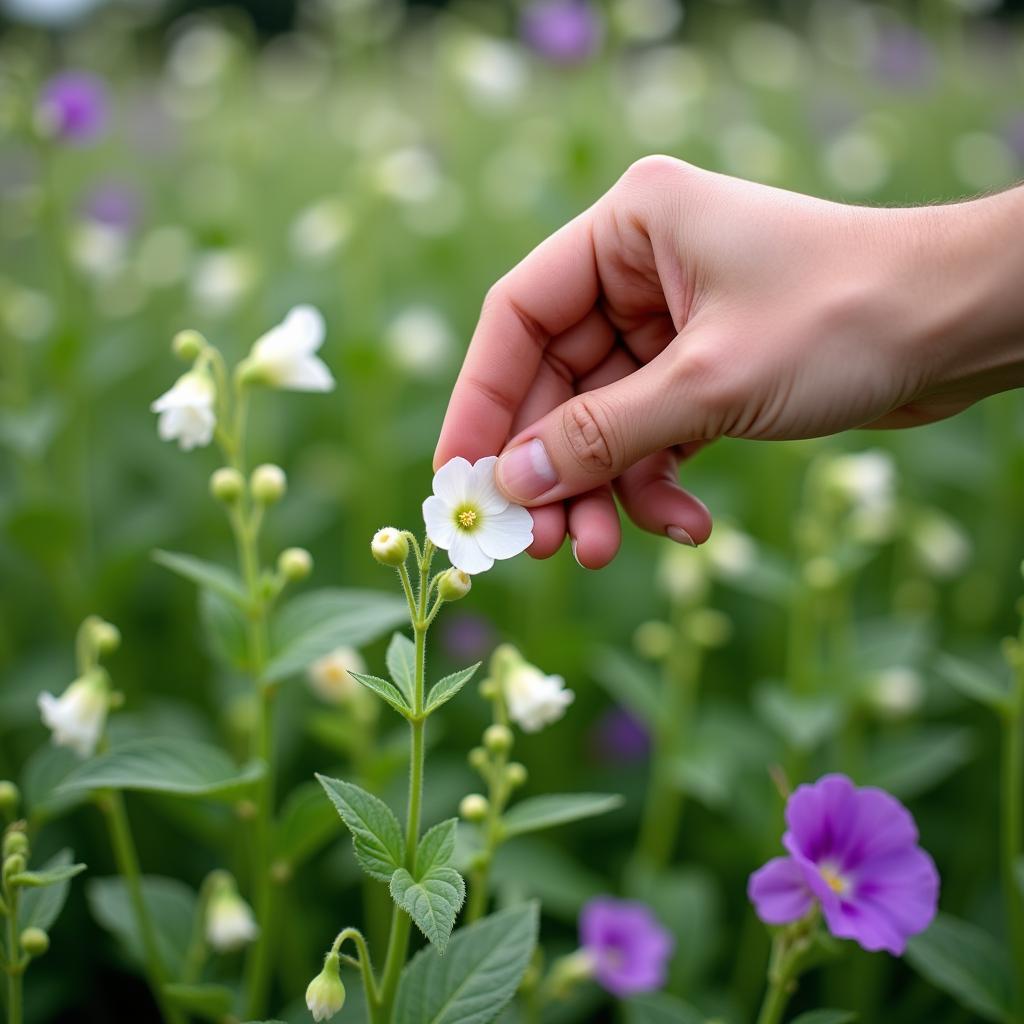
[[434, 156, 1024, 568]]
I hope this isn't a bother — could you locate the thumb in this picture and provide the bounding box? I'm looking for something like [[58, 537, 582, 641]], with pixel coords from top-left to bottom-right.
[[494, 354, 701, 506]]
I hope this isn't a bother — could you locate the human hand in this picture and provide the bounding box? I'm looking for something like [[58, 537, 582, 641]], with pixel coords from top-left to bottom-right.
[[435, 156, 1024, 567]]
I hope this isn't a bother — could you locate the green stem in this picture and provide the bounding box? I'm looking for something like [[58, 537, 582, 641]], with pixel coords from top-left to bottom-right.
[[332, 928, 380, 1007], [1003, 673, 1024, 1017], [5, 882, 22, 1024], [101, 792, 185, 1024], [755, 934, 797, 1024]]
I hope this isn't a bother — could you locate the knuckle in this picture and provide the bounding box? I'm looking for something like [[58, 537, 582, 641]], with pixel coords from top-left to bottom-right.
[[673, 340, 750, 435], [561, 395, 619, 474], [619, 154, 689, 191]]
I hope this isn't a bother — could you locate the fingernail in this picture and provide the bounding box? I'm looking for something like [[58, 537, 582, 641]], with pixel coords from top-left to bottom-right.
[[571, 537, 584, 568], [496, 438, 557, 502], [666, 526, 696, 546]]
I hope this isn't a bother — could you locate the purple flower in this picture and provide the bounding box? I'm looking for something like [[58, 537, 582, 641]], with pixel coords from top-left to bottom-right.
[[579, 897, 674, 996], [439, 612, 496, 662], [591, 707, 650, 763], [748, 774, 939, 955], [81, 181, 141, 232], [872, 26, 935, 91], [38, 71, 109, 146], [521, 0, 603, 65]]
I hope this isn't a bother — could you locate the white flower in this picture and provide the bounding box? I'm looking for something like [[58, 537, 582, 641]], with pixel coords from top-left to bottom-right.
[[38, 673, 109, 757], [306, 952, 346, 1021], [422, 456, 533, 575], [206, 884, 258, 952], [308, 647, 366, 705], [911, 511, 971, 578], [866, 667, 925, 720], [505, 663, 574, 733], [823, 449, 898, 543], [151, 370, 216, 451], [243, 305, 334, 392], [384, 305, 454, 378], [289, 198, 351, 262]]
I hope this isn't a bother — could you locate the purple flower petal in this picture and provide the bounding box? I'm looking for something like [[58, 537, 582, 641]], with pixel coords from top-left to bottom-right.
[[521, 0, 603, 65], [580, 897, 674, 996], [748, 856, 814, 925], [38, 71, 109, 146]]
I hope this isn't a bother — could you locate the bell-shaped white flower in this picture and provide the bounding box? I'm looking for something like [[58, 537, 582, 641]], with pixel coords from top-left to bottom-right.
[[306, 951, 346, 1021], [308, 646, 366, 705], [242, 305, 334, 392], [151, 370, 216, 451], [504, 662, 574, 733], [37, 672, 109, 757], [423, 456, 533, 575], [205, 877, 258, 952]]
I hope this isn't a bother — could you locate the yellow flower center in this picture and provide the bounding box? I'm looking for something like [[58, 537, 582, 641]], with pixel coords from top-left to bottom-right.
[[456, 506, 480, 530], [819, 865, 847, 895]]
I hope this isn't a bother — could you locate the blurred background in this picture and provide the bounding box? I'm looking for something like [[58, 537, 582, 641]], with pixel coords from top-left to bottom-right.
[[2, 0, 1024, 1021]]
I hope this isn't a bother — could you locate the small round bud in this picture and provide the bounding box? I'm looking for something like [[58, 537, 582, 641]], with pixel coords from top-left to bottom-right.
[[803, 556, 840, 591], [278, 547, 313, 582], [3, 831, 28, 858], [633, 620, 674, 660], [478, 678, 498, 700], [306, 951, 346, 1021], [3, 853, 26, 880], [468, 747, 488, 771], [210, 467, 245, 503], [438, 568, 471, 602], [251, 464, 287, 504], [89, 618, 121, 656], [172, 329, 205, 361], [371, 527, 409, 566], [459, 794, 490, 822], [505, 762, 528, 788], [0, 781, 19, 815], [688, 609, 732, 648], [483, 724, 513, 755], [271, 860, 293, 885], [20, 927, 49, 957]]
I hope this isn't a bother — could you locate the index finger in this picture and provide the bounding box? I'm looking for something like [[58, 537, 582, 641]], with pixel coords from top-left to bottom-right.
[[433, 209, 600, 470]]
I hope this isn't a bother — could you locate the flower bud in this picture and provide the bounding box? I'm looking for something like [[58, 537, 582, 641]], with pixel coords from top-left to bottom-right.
[[467, 747, 488, 771], [87, 617, 121, 657], [633, 620, 674, 660], [505, 762, 528, 788], [371, 527, 409, 566], [0, 782, 19, 815], [210, 467, 245, 503], [306, 951, 346, 1022], [803, 556, 840, 591], [3, 831, 28, 858], [172, 328, 205, 361], [205, 872, 259, 952], [478, 678, 498, 700], [438, 567, 471, 602], [251, 464, 287, 504], [688, 609, 732, 648], [483, 724, 513, 755], [459, 793, 489, 822], [4, 853, 26, 880], [20, 927, 49, 957], [278, 547, 313, 582]]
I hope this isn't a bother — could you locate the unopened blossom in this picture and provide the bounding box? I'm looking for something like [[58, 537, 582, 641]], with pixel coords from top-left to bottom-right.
[[521, 0, 604, 64], [38, 672, 109, 757], [504, 661, 574, 733], [579, 897, 674, 996], [151, 370, 216, 451], [37, 71, 109, 145], [206, 876, 258, 952], [241, 305, 334, 392], [423, 457, 533, 575], [748, 773, 938, 955], [306, 951, 346, 1021], [308, 647, 366, 705]]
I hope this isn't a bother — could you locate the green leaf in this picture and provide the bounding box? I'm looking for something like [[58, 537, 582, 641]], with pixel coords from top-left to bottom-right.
[[10, 861, 86, 888], [425, 664, 481, 714], [860, 727, 973, 799], [59, 738, 264, 801], [394, 902, 539, 1024], [391, 864, 465, 953], [153, 549, 247, 605], [273, 780, 346, 871], [87, 875, 197, 978], [934, 653, 1011, 712], [789, 1013, 857, 1024], [387, 632, 416, 705], [18, 850, 79, 931], [21, 743, 90, 821], [906, 913, 1014, 1022], [501, 793, 623, 839], [266, 588, 407, 683], [754, 683, 841, 752], [417, 819, 458, 874], [624, 992, 706, 1024], [316, 774, 404, 882], [200, 588, 249, 671], [349, 670, 413, 717], [590, 648, 660, 725], [164, 984, 235, 1022]]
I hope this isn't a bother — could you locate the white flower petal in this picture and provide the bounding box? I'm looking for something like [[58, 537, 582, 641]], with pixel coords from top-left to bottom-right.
[[282, 304, 326, 354], [448, 531, 494, 575], [431, 456, 473, 506], [423, 495, 457, 548], [477, 503, 533, 560], [469, 455, 509, 514], [276, 354, 335, 392]]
